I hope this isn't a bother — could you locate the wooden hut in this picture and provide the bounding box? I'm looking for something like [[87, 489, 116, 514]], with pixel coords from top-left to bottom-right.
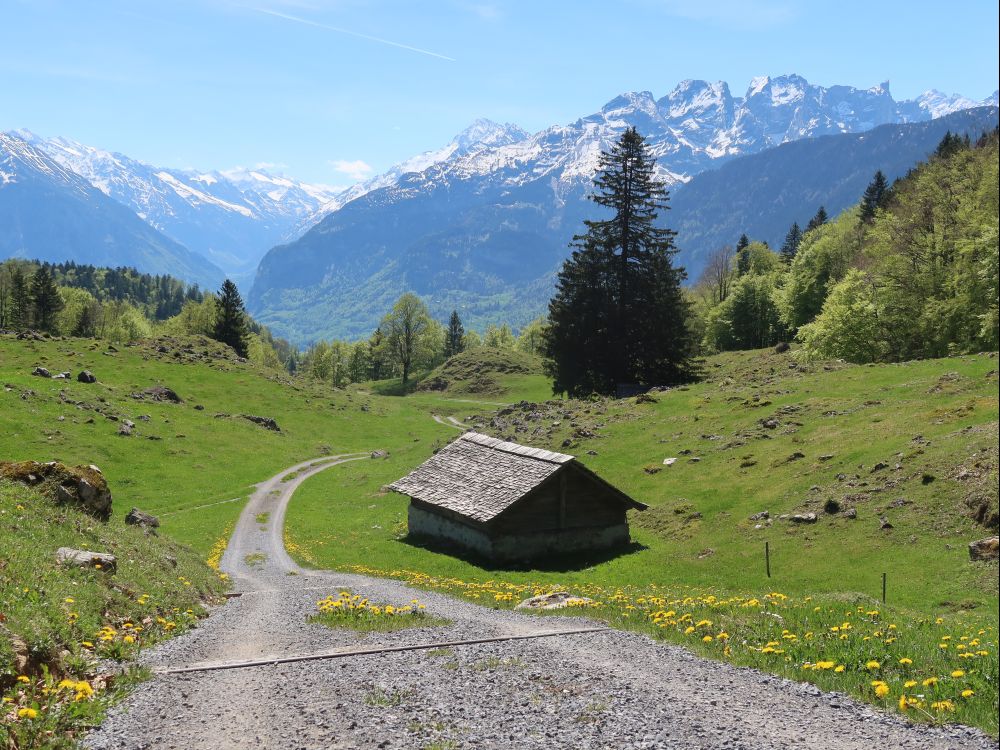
[[388, 432, 646, 562]]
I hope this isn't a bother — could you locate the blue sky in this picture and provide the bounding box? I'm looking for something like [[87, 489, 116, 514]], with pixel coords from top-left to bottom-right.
[[4, 0, 998, 185]]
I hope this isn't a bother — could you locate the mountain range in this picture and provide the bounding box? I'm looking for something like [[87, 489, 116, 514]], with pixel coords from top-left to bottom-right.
[[0, 132, 224, 287], [248, 76, 998, 343], [12, 130, 339, 282], [3, 74, 997, 343]]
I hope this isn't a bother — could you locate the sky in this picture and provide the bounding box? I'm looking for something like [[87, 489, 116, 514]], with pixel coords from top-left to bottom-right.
[[3, 0, 998, 186]]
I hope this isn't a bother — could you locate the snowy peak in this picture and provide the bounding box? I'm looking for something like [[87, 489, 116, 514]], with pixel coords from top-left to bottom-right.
[[15, 131, 340, 276], [659, 80, 733, 122], [743, 73, 810, 105], [452, 118, 529, 151], [0, 131, 92, 195], [912, 89, 982, 118]]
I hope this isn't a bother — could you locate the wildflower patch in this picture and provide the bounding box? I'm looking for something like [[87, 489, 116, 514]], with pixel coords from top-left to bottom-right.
[[308, 591, 450, 633]]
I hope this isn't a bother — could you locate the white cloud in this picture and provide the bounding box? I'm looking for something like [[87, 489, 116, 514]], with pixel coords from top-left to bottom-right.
[[329, 159, 374, 181]]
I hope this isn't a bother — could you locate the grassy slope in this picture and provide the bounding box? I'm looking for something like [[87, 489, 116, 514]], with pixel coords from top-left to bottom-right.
[[0, 334, 459, 554], [0, 479, 225, 746], [371, 348, 553, 403], [286, 348, 999, 614], [2, 335, 997, 733]]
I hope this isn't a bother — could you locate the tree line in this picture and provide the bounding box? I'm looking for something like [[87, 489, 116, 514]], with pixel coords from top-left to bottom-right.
[[295, 301, 548, 387]]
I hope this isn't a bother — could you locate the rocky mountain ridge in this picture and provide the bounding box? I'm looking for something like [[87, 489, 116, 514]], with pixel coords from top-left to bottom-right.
[[0, 132, 224, 287], [248, 75, 997, 343]]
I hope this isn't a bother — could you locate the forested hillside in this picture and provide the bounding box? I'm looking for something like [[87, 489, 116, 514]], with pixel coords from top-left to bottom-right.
[[695, 129, 999, 362], [0, 259, 295, 370]]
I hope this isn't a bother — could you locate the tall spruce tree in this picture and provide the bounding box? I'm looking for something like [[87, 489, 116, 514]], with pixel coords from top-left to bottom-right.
[[806, 206, 828, 232], [9, 268, 30, 329], [859, 170, 889, 223], [736, 233, 751, 276], [30, 266, 63, 332], [780, 222, 803, 263], [544, 127, 694, 396], [444, 310, 465, 358], [212, 279, 250, 357]]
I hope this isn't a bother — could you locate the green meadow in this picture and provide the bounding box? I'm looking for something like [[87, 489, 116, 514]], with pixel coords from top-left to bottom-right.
[[2, 334, 997, 733]]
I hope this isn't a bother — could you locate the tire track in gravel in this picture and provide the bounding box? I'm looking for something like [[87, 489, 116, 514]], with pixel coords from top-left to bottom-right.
[[85, 456, 997, 750]]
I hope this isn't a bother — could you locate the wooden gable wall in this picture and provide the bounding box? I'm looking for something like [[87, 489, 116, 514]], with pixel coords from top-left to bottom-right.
[[489, 464, 627, 535]]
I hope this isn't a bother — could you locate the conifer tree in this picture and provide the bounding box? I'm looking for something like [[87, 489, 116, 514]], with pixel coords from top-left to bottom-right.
[[212, 279, 250, 357], [859, 170, 889, 223], [934, 130, 969, 158], [544, 127, 694, 396], [367, 327, 386, 380], [806, 206, 828, 232], [780, 222, 803, 263], [30, 266, 64, 332], [736, 233, 751, 276], [72, 304, 96, 337], [444, 310, 465, 358], [9, 268, 30, 329]]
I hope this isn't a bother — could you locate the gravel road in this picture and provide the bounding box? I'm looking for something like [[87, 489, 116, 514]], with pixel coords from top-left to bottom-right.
[[84, 457, 996, 750]]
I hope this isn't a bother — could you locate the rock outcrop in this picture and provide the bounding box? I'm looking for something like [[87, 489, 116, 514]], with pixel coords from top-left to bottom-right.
[[0, 460, 113, 520], [125, 507, 160, 530], [968, 536, 999, 562], [56, 547, 116, 572]]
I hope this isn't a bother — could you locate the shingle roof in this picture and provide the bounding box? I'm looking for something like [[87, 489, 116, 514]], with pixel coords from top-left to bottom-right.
[[387, 432, 575, 523]]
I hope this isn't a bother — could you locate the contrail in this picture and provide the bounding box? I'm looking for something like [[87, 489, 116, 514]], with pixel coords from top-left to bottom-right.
[[255, 8, 455, 62]]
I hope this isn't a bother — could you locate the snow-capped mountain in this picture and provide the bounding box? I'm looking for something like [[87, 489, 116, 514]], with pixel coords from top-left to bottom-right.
[[249, 74, 997, 344], [297, 118, 530, 231], [0, 132, 224, 287], [14, 131, 339, 280]]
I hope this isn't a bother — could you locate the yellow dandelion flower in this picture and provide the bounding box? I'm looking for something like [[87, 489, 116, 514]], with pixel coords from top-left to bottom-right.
[[865, 660, 880, 670], [904, 680, 918, 688], [898, 658, 912, 665], [17, 675, 30, 684], [874, 683, 890, 699], [951, 670, 965, 678], [834, 665, 846, 673], [18, 707, 38, 720], [961, 689, 974, 698]]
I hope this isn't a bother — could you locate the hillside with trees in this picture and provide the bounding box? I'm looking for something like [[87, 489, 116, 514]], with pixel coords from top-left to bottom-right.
[[694, 128, 999, 362]]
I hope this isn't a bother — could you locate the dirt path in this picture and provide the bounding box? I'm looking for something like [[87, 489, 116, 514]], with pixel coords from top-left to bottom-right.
[[85, 458, 995, 750], [431, 413, 467, 430]]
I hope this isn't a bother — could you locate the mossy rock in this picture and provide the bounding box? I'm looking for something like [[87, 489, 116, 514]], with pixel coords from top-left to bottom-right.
[[0, 460, 112, 521]]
